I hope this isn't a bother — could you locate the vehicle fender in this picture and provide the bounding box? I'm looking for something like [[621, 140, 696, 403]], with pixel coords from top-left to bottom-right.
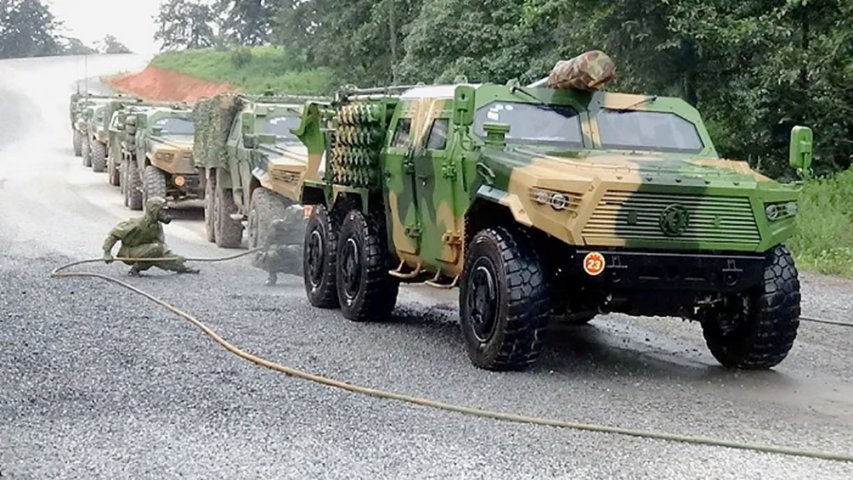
[[475, 185, 532, 227]]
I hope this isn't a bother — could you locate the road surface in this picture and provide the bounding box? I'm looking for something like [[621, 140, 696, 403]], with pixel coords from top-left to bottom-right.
[[0, 55, 851, 479]]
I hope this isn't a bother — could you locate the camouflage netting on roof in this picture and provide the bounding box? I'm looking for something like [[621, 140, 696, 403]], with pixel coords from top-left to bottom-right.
[[193, 94, 244, 170], [548, 50, 616, 91]]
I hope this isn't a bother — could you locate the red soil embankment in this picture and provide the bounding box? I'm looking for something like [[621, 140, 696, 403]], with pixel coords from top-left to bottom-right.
[[105, 65, 235, 104]]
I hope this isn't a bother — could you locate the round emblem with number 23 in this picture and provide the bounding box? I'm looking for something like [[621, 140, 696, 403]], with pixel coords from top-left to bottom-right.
[[583, 252, 606, 276]]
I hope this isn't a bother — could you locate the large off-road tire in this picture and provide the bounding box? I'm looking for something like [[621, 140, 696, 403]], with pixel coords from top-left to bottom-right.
[[91, 142, 107, 173], [126, 161, 143, 211], [204, 171, 216, 243], [248, 188, 290, 249], [108, 160, 120, 186], [143, 165, 168, 207], [121, 160, 128, 206], [460, 227, 550, 371], [303, 205, 339, 309], [81, 137, 91, 167], [213, 178, 243, 248], [335, 209, 398, 321], [73, 130, 83, 157], [702, 245, 801, 370]]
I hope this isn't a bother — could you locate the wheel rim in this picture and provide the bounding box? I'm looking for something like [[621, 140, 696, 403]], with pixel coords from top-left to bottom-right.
[[341, 237, 361, 300], [307, 230, 324, 288], [467, 258, 498, 342]]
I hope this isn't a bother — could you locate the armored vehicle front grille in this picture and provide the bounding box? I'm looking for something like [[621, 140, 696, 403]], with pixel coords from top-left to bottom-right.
[[582, 191, 760, 247]]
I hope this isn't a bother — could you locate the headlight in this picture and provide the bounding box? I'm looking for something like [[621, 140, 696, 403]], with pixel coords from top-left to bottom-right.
[[765, 201, 798, 221], [531, 188, 577, 212]]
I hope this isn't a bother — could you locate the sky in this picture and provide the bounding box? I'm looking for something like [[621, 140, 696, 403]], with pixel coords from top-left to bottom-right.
[[48, 0, 162, 56]]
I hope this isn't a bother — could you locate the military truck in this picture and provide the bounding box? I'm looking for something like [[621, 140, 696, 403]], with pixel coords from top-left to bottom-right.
[[70, 95, 112, 163], [85, 104, 111, 172], [194, 94, 324, 249], [119, 106, 199, 210], [107, 100, 182, 187], [294, 52, 812, 371]]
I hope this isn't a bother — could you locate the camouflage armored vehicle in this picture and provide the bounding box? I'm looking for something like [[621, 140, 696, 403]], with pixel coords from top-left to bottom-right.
[[194, 94, 324, 249], [107, 100, 181, 187], [70, 94, 112, 163], [295, 52, 812, 371], [119, 105, 198, 210]]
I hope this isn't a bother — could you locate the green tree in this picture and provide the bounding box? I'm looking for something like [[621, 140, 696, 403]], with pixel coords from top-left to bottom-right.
[[61, 37, 97, 55], [218, 0, 273, 46], [0, 0, 62, 59], [101, 34, 132, 54], [155, 0, 216, 50]]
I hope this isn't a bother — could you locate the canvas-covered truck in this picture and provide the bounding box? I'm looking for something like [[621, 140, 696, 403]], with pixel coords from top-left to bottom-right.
[[295, 51, 812, 372], [119, 106, 199, 210], [193, 94, 325, 249]]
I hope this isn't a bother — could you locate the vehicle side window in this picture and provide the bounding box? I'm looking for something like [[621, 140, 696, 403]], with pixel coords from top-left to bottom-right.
[[392, 118, 412, 148], [426, 119, 449, 151]]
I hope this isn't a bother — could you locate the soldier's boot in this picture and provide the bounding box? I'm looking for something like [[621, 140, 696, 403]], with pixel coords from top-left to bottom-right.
[[265, 271, 278, 287], [128, 265, 144, 277]]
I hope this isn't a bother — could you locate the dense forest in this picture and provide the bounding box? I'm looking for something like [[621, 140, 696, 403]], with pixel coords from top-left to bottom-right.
[[154, 0, 850, 177], [0, 0, 131, 58]]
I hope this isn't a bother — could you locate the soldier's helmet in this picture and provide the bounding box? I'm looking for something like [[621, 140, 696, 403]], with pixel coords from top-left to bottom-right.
[[145, 197, 167, 215]]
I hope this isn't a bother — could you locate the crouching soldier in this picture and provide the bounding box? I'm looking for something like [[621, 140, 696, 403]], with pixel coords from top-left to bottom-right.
[[103, 197, 200, 276], [253, 205, 307, 286]]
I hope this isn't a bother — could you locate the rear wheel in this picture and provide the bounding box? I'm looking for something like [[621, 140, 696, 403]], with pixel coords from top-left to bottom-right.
[[304, 205, 339, 309], [81, 137, 91, 167], [335, 209, 398, 321], [204, 171, 216, 243], [108, 159, 120, 186], [126, 161, 143, 211], [73, 130, 83, 157], [460, 227, 550, 371], [213, 178, 243, 248], [143, 165, 168, 207], [701, 245, 800, 369], [91, 142, 107, 173]]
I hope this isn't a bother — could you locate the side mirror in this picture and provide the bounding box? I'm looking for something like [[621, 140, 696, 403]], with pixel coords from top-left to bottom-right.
[[244, 133, 257, 149], [151, 126, 163, 136], [452, 85, 475, 127], [241, 112, 256, 133], [789, 126, 813, 179], [483, 122, 510, 148]]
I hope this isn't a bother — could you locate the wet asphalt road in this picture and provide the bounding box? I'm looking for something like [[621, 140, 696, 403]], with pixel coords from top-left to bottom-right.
[[0, 56, 851, 479]]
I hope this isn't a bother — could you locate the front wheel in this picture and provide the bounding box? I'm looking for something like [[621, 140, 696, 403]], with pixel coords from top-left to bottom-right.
[[335, 209, 398, 321], [701, 245, 801, 369], [303, 205, 339, 309], [108, 159, 120, 186], [460, 227, 550, 371], [143, 165, 167, 207], [81, 137, 91, 167], [73, 130, 83, 157], [213, 178, 243, 248], [91, 142, 107, 173], [126, 161, 143, 211]]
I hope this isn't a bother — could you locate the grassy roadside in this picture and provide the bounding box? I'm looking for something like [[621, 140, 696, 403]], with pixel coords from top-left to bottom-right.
[[788, 168, 853, 278], [151, 46, 334, 95]]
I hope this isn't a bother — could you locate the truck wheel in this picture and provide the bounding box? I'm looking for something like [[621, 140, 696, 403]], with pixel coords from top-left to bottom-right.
[[121, 161, 128, 205], [204, 172, 216, 243], [108, 160, 120, 186], [81, 138, 91, 167], [248, 189, 290, 249], [126, 161, 143, 211], [304, 205, 339, 309], [702, 245, 801, 369], [73, 130, 83, 157], [460, 227, 550, 371], [335, 209, 398, 321], [213, 179, 243, 248], [91, 142, 107, 173], [143, 165, 168, 207]]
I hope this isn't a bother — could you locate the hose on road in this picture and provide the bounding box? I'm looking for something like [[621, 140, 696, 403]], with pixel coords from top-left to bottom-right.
[[52, 254, 853, 464]]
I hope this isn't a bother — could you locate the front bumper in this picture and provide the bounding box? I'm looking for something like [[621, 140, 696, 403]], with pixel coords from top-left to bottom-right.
[[572, 249, 766, 293]]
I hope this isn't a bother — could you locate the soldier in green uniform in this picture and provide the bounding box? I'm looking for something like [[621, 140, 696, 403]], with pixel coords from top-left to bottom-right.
[[252, 206, 306, 286], [102, 197, 200, 276]]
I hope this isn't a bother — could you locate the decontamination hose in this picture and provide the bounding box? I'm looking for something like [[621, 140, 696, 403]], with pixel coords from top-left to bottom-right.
[[51, 253, 853, 463]]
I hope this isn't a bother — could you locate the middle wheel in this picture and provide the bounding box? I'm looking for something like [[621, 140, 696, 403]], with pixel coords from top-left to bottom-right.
[[335, 209, 398, 321]]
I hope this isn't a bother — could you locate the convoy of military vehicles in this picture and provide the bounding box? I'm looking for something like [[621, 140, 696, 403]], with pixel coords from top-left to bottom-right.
[[68, 50, 814, 372]]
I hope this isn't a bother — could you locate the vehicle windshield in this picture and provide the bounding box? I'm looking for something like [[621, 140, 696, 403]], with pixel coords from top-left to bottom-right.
[[473, 101, 583, 147], [262, 115, 300, 142], [154, 117, 194, 136], [597, 109, 704, 153]]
